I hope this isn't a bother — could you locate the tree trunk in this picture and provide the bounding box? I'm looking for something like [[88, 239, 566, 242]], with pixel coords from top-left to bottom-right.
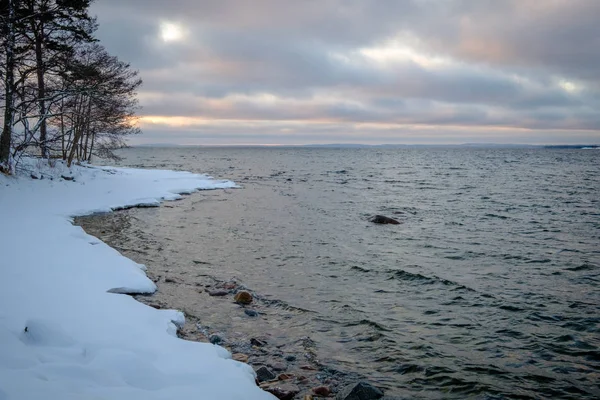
[[67, 95, 87, 167], [81, 97, 92, 160], [34, 20, 49, 158], [88, 131, 95, 162], [67, 126, 81, 167], [0, 0, 16, 170]]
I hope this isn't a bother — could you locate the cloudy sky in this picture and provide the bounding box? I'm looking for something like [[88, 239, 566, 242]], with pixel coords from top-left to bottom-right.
[[92, 0, 600, 145]]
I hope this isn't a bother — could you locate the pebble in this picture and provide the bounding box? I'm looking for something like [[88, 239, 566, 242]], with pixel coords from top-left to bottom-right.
[[209, 334, 222, 345], [285, 355, 296, 361], [269, 361, 287, 371], [234, 290, 253, 304], [232, 353, 249, 363], [277, 373, 294, 381]]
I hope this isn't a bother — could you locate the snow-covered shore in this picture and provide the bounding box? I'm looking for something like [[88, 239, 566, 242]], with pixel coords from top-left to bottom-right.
[[0, 159, 274, 400]]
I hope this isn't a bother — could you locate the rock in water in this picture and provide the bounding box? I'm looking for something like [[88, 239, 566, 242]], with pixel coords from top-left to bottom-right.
[[312, 386, 331, 397], [263, 383, 300, 400], [234, 290, 253, 304], [269, 361, 287, 371], [208, 289, 229, 297], [336, 382, 384, 400], [256, 366, 277, 382], [369, 215, 401, 225], [244, 309, 259, 317], [250, 337, 266, 347]]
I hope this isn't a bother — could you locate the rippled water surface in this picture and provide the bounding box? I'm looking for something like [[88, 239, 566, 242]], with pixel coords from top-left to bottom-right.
[[80, 147, 600, 398]]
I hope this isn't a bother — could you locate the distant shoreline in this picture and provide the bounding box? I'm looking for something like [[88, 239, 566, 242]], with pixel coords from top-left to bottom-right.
[[131, 143, 600, 149]]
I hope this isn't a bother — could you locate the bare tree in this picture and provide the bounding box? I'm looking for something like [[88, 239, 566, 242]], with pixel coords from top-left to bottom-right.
[[20, 0, 95, 158], [61, 43, 141, 166], [1, 0, 142, 172]]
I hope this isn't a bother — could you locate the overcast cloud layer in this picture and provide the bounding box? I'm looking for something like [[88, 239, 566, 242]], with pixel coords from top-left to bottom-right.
[[92, 0, 600, 145]]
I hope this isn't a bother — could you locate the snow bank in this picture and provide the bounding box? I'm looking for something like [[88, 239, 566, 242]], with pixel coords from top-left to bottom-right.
[[0, 159, 274, 400]]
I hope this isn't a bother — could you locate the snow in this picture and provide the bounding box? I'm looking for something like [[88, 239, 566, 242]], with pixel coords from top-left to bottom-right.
[[0, 158, 275, 400]]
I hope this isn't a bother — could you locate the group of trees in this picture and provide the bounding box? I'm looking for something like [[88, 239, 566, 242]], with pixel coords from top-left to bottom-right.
[[0, 0, 141, 173]]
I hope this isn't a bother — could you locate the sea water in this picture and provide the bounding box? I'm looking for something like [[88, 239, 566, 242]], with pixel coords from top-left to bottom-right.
[[79, 147, 599, 399]]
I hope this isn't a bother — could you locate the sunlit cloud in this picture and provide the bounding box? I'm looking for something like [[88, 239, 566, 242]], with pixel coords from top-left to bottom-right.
[[358, 35, 453, 69], [558, 80, 580, 94]]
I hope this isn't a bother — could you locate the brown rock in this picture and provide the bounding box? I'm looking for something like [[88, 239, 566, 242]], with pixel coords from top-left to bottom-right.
[[313, 386, 331, 397], [277, 373, 294, 381], [300, 365, 317, 371], [304, 396, 314, 400], [232, 353, 249, 363], [264, 383, 300, 400], [234, 291, 253, 304]]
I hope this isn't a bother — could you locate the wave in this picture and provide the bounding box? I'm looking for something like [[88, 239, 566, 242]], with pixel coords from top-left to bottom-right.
[[565, 263, 597, 272]]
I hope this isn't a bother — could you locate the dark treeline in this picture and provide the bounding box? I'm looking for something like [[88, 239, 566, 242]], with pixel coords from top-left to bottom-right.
[[0, 0, 141, 173]]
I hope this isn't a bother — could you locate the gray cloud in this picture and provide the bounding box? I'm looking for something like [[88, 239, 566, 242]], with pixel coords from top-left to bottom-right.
[[91, 0, 600, 144]]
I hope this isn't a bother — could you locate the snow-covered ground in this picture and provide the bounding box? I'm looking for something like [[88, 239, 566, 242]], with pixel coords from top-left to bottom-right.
[[0, 158, 275, 400]]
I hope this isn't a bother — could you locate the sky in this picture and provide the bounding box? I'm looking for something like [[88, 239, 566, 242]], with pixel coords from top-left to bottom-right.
[[91, 0, 600, 145]]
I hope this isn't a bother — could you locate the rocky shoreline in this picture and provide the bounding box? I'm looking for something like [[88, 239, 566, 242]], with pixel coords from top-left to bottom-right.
[[135, 273, 388, 399]]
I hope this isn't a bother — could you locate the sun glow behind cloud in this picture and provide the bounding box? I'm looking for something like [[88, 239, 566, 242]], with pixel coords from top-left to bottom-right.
[[159, 21, 186, 42]]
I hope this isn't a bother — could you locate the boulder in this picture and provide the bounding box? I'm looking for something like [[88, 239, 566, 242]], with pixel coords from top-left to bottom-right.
[[369, 215, 401, 225], [336, 382, 384, 400], [234, 291, 253, 304]]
